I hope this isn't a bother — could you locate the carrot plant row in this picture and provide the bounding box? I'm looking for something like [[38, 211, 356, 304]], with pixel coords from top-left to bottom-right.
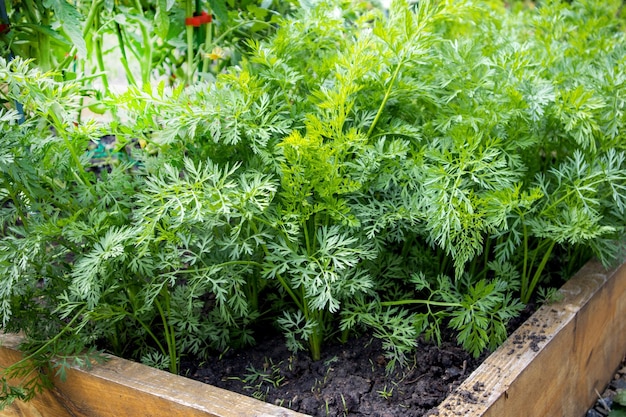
[[1, 0, 625, 408]]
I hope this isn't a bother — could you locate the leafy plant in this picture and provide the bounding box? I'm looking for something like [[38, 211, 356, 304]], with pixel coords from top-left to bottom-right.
[[1, 0, 626, 409], [0, 0, 295, 110], [536, 286, 564, 305], [377, 384, 394, 401], [233, 358, 285, 401]]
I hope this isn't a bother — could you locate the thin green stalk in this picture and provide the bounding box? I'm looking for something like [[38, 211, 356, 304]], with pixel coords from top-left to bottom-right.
[[125, 290, 168, 357], [302, 217, 326, 360], [83, 0, 104, 38], [22, 0, 40, 64], [4, 305, 88, 376], [303, 219, 313, 255], [483, 237, 492, 279], [155, 295, 178, 374], [275, 273, 305, 313], [249, 219, 316, 353], [380, 299, 459, 308], [93, 14, 110, 95], [340, 325, 350, 344], [209, 20, 272, 50], [436, 246, 451, 276], [521, 239, 557, 304], [47, 112, 93, 191], [302, 288, 323, 361], [367, 59, 404, 137], [541, 175, 605, 215], [185, 0, 195, 84], [527, 238, 545, 277], [249, 219, 300, 296], [132, 0, 152, 85], [246, 277, 259, 312], [201, 6, 214, 75], [174, 260, 263, 273], [250, 218, 304, 311], [468, 254, 479, 279], [174, 259, 265, 311], [247, 219, 302, 312], [114, 21, 138, 87], [308, 321, 323, 361], [117, 26, 143, 68], [22, 0, 39, 23], [39, 12, 51, 70], [134, 315, 168, 359], [521, 216, 529, 297]]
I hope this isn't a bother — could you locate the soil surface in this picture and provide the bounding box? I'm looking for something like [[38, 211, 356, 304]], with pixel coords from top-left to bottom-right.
[[183, 306, 534, 417]]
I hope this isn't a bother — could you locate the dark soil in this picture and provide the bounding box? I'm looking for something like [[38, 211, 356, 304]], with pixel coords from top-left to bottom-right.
[[183, 306, 534, 417]]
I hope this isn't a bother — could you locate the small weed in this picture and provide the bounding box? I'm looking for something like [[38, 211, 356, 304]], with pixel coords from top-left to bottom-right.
[[251, 386, 271, 402], [340, 393, 349, 415], [218, 347, 230, 361], [229, 358, 285, 401], [312, 357, 337, 395], [377, 384, 394, 400], [537, 287, 564, 305]]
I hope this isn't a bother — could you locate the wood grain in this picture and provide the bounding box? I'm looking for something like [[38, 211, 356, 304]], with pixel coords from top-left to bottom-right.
[[435, 259, 626, 416], [0, 333, 74, 417], [0, 333, 307, 417]]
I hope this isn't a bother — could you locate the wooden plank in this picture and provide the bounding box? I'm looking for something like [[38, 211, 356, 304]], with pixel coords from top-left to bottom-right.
[[0, 333, 307, 417], [49, 356, 307, 417], [0, 333, 74, 417], [435, 259, 626, 417]]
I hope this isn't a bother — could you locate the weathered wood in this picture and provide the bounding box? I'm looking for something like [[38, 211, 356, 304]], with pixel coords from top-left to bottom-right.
[[1, 259, 624, 417], [435, 259, 626, 416], [0, 332, 75, 417], [0, 333, 307, 417]]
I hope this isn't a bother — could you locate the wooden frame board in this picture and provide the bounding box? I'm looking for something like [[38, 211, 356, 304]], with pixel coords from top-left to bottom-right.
[[1, 259, 625, 417], [0, 334, 307, 417], [435, 259, 626, 416]]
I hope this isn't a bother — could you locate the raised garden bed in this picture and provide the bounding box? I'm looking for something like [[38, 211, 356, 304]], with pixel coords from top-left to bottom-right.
[[433, 258, 626, 417], [1, 258, 625, 417]]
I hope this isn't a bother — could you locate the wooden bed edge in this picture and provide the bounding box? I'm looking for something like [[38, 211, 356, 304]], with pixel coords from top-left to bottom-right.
[[434, 259, 626, 417]]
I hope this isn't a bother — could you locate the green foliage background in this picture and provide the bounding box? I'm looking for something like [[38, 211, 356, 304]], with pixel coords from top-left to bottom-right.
[[1, 0, 626, 408]]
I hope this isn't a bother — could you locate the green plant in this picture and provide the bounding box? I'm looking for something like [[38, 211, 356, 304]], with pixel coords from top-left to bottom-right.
[[377, 384, 395, 401], [609, 389, 626, 417], [230, 358, 285, 401], [0, 0, 295, 113], [0, 57, 272, 403], [0, 59, 113, 408], [1, 0, 626, 408], [536, 286, 564, 305], [0, 306, 106, 406], [339, 393, 349, 415], [0, 0, 88, 71], [346, 272, 524, 367]]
